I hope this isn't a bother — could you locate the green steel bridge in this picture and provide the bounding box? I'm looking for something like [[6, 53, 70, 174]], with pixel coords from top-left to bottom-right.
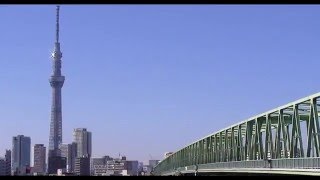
[[153, 92, 320, 176]]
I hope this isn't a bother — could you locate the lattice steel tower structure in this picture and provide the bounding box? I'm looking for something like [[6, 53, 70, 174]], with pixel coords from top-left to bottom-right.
[[48, 5, 66, 174]]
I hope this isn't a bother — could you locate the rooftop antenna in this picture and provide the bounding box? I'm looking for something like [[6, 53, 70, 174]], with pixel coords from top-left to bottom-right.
[[56, 5, 60, 43], [52, 5, 62, 60]]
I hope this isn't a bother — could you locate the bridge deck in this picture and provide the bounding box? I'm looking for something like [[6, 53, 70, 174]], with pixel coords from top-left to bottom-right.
[[165, 168, 320, 176]]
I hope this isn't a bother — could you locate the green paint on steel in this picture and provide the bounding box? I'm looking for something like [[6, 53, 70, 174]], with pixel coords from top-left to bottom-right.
[[153, 93, 320, 175]]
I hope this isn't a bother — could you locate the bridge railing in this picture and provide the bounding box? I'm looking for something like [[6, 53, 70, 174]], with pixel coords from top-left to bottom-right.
[[154, 157, 320, 175], [199, 158, 320, 169], [272, 158, 320, 169]]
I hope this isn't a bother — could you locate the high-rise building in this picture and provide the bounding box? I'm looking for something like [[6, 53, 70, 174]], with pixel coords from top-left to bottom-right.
[[5, 150, 11, 175], [125, 161, 139, 176], [48, 156, 66, 175], [74, 157, 90, 176], [70, 142, 77, 172], [48, 5, 66, 174], [0, 158, 6, 176], [60, 143, 77, 173], [12, 135, 31, 175], [33, 144, 46, 174], [73, 128, 92, 158]]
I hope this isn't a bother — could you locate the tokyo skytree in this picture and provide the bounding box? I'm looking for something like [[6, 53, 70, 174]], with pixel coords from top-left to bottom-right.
[[48, 5, 66, 174]]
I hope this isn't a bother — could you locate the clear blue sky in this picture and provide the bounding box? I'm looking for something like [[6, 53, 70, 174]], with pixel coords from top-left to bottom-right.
[[0, 5, 320, 163]]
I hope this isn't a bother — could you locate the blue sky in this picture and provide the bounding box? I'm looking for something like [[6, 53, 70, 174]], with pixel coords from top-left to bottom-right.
[[0, 5, 320, 163]]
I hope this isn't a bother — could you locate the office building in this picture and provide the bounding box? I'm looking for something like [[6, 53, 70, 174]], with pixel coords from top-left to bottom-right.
[[48, 156, 66, 175], [91, 156, 113, 176], [0, 158, 6, 176], [12, 135, 31, 175], [74, 156, 90, 176], [5, 150, 11, 175], [33, 144, 46, 174], [125, 161, 139, 176], [60, 142, 77, 173], [73, 128, 92, 158]]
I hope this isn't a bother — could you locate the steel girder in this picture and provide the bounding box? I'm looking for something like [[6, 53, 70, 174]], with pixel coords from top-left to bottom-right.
[[153, 93, 320, 175]]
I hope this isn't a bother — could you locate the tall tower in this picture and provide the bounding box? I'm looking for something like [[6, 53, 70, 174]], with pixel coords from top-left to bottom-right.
[[48, 5, 66, 174], [49, 5, 64, 157]]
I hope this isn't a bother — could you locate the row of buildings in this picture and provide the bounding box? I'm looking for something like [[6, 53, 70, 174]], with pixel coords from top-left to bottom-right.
[[0, 128, 92, 176], [0, 150, 11, 176], [0, 131, 160, 176], [91, 157, 159, 176], [91, 156, 138, 176]]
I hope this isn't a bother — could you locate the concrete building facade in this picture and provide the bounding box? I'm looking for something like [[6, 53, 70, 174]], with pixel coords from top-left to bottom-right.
[[74, 156, 90, 176], [0, 158, 6, 176], [73, 128, 92, 158], [60, 143, 77, 173], [5, 150, 11, 175], [33, 144, 46, 174]]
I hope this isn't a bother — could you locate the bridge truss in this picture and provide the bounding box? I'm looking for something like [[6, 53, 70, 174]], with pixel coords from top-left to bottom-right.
[[154, 93, 320, 175]]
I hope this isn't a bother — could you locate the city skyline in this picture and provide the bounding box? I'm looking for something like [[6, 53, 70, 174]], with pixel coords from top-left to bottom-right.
[[1, 5, 320, 163]]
